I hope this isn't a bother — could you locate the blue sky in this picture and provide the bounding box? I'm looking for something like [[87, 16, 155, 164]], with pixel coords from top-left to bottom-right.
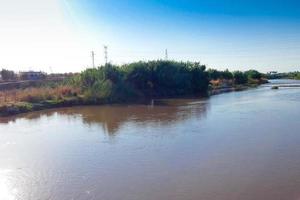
[[1, 0, 300, 72], [63, 0, 300, 72]]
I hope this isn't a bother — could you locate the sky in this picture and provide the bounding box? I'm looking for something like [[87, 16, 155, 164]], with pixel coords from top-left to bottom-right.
[[0, 0, 300, 73]]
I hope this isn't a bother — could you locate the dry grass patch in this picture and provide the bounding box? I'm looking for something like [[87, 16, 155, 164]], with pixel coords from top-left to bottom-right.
[[0, 86, 81, 105]]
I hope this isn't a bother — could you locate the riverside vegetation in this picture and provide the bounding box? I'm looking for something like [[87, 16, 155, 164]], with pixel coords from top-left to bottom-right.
[[266, 71, 300, 80], [0, 61, 266, 116]]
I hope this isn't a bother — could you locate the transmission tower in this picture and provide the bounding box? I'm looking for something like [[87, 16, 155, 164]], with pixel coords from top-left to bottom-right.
[[104, 45, 108, 65], [91, 51, 95, 68], [49, 66, 53, 74], [165, 49, 168, 60]]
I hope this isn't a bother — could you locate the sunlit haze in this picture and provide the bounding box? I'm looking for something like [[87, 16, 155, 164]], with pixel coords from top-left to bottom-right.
[[1, 0, 300, 73]]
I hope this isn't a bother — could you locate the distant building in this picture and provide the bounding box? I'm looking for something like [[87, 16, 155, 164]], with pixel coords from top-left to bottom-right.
[[268, 71, 278, 75], [19, 71, 46, 80]]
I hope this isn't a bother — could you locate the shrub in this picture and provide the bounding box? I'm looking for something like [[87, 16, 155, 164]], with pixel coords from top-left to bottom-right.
[[233, 71, 248, 85]]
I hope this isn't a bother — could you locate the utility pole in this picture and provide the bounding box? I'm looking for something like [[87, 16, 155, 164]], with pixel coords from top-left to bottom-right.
[[104, 45, 108, 65], [165, 49, 168, 60], [49, 66, 53, 74], [91, 51, 95, 68]]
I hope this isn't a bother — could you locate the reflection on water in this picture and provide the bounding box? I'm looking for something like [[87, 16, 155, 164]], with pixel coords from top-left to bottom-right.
[[0, 80, 300, 200], [0, 99, 209, 135], [0, 170, 17, 200]]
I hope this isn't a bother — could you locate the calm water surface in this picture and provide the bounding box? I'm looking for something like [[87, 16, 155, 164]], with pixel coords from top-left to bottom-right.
[[1, 80, 300, 200]]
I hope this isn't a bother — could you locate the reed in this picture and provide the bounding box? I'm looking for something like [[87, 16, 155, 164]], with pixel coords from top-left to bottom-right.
[[0, 86, 81, 105]]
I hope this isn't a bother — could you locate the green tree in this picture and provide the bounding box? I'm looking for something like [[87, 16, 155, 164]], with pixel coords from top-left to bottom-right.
[[77, 61, 210, 100], [0, 69, 16, 81], [221, 69, 233, 80], [207, 69, 221, 80], [233, 71, 248, 84], [245, 70, 262, 80]]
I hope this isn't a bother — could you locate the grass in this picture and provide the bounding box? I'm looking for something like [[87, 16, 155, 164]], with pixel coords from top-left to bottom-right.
[[0, 86, 81, 105], [0, 86, 82, 116]]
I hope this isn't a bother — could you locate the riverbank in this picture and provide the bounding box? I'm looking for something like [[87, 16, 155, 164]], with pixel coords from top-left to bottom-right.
[[0, 96, 149, 117], [209, 84, 255, 95], [0, 61, 268, 117], [0, 83, 264, 117]]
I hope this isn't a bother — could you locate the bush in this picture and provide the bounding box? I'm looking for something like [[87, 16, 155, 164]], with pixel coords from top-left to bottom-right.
[[77, 61, 210, 100], [245, 70, 262, 80], [233, 71, 248, 85]]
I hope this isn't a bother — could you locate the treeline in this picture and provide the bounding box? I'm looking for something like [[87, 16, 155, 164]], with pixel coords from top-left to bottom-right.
[[0, 69, 17, 81], [0, 69, 76, 82], [68, 61, 209, 102], [207, 69, 264, 84], [266, 72, 300, 80], [1, 61, 267, 116], [67, 61, 265, 102]]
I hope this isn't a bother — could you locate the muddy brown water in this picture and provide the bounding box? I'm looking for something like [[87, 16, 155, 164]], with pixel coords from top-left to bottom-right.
[[0, 80, 300, 200]]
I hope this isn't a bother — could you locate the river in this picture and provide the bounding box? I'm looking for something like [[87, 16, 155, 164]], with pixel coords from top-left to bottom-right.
[[0, 79, 300, 200]]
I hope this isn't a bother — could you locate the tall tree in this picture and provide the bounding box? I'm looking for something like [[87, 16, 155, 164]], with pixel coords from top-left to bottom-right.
[[0, 69, 16, 81]]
